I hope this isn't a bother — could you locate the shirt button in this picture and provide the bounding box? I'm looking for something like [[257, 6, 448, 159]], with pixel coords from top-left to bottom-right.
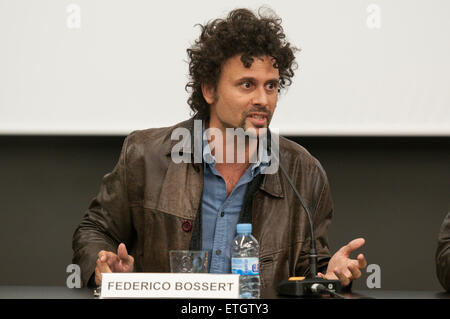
[[216, 249, 221, 256], [220, 211, 224, 217]]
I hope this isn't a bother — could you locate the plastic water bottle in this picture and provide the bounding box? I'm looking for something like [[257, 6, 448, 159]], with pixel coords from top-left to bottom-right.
[[231, 223, 260, 299]]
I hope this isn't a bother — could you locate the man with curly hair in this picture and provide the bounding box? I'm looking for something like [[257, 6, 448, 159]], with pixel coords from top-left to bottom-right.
[[73, 8, 367, 297]]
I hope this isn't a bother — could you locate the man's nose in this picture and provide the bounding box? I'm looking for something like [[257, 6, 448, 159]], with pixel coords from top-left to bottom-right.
[[251, 86, 269, 106]]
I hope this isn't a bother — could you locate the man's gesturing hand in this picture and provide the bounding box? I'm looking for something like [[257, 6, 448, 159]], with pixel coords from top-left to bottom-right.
[[95, 243, 135, 286], [317, 238, 367, 287]]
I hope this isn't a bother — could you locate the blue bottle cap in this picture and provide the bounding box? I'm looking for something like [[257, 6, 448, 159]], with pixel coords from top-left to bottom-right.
[[236, 223, 252, 234]]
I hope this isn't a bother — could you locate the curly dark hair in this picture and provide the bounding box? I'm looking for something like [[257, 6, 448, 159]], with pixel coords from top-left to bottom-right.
[[185, 7, 299, 119]]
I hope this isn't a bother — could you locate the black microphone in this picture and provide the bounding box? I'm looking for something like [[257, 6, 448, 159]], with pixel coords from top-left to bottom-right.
[[265, 131, 343, 298]]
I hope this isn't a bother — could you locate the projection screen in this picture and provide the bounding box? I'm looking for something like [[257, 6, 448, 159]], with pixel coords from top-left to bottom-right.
[[0, 0, 449, 135]]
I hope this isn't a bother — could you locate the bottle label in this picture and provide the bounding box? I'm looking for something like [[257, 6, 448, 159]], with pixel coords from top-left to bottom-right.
[[231, 257, 259, 275]]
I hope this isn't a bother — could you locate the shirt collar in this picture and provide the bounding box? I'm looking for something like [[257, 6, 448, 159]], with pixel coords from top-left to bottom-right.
[[202, 121, 270, 176]]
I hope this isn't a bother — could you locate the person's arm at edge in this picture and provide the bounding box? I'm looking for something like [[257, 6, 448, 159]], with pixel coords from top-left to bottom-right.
[[72, 133, 136, 287], [436, 212, 450, 292]]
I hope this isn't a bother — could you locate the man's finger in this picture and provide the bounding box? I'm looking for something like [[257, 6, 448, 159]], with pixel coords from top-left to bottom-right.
[[98, 251, 117, 263], [357, 253, 367, 269], [117, 243, 131, 263], [318, 272, 338, 280], [341, 238, 365, 256], [97, 250, 107, 262], [95, 259, 112, 286], [95, 267, 102, 286], [333, 268, 351, 287], [117, 243, 135, 272], [99, 251, 121, 269], [96, 258, 112, 273], [348, 262, 362, 279]]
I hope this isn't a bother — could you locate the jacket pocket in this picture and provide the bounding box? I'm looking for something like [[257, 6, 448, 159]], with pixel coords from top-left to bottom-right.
[[259, 250, 289, 295]]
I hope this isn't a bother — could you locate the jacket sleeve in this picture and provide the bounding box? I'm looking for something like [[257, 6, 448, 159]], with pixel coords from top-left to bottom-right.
[[72, 134, 135, 287], [436, 212, 450, 292]]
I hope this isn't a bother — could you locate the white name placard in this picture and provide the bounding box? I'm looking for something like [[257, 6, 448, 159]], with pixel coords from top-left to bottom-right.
[[100, 273, 240, 299]]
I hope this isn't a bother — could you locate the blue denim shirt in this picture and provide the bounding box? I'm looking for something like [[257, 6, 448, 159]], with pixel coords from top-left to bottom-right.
[[201, 124, 269, 273]]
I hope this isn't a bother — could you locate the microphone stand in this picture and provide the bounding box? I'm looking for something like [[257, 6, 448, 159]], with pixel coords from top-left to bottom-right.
[[266, 131, 343, 298]]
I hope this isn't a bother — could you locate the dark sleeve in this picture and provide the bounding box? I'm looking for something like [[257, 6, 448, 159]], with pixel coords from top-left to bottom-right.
[[72, 134, 134, 287], [436, 212, 450, 292]]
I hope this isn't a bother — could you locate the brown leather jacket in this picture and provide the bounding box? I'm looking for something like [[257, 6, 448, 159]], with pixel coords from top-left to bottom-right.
[[72, 117, 333, 297], [436, 212, 450, 291]]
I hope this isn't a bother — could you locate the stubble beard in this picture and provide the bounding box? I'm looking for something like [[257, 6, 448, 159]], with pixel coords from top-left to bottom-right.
[[220, 107, 273, 164]]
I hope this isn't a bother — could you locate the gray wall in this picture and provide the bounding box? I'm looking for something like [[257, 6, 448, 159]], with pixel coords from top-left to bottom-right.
[[0, 135, 448, 291]]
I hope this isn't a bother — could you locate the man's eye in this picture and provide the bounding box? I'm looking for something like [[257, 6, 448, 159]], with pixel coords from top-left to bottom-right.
[[266, 82, 277, 90], [241, 82, 252, 89]]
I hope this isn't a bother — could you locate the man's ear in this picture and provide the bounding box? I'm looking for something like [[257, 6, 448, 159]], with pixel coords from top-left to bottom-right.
[[201, 83, 215, 105]]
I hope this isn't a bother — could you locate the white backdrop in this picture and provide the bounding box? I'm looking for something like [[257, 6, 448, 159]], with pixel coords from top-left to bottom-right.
[[0, 0, 449, 135]]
